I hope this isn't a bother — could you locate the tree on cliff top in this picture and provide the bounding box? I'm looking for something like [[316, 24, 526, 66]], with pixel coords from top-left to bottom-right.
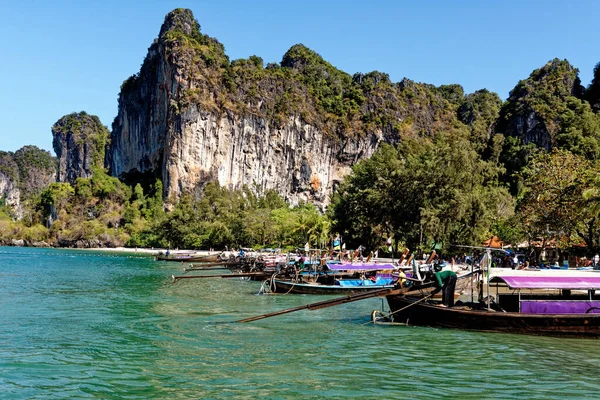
[[139, 8, 466, 140], [497, 59, 585, 143]]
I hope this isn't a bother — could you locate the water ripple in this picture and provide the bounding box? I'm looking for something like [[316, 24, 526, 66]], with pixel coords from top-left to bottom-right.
[[2, 247, 600, 398]]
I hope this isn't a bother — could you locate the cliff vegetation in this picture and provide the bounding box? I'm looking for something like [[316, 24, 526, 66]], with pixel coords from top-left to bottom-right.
[[152, 8, 469, 140]]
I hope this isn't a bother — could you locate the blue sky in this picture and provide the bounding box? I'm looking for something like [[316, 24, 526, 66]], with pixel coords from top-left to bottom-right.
[[1, 0, 598, 154]]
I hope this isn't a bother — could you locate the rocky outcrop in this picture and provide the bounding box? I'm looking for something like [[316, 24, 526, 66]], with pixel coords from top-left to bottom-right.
[[0, 151, 21, 217], [496, 59, 585, 149], [0, 147, 56, 218], [13, 146, 56, 200], [108, 8, 462, 208], [52, 112, 109, 184], [0, 171, 20, 212]]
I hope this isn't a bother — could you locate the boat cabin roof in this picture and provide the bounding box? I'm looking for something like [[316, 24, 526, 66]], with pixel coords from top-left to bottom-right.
[[325, 263, 395, 271], [490, 274, 600, 290]]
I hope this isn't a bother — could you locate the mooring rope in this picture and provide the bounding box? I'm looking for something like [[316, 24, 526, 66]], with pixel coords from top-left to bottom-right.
[[363, 293, 434, 325]]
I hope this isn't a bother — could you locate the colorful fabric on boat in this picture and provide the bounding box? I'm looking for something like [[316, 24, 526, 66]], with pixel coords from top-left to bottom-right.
[[492, 275, 600, 290], [520, 300, 600, 314], [326, 263, 395, 271], [336, 277, 395, 287]]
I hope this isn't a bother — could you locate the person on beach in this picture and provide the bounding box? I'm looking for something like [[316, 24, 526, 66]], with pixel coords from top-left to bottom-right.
[[431, 263, 457, 307]]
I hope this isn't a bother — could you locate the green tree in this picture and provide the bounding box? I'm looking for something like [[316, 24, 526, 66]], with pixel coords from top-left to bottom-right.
[[518, 149, 597, 253], [40, 182, 75, 220], [331, 129, 513, 253]]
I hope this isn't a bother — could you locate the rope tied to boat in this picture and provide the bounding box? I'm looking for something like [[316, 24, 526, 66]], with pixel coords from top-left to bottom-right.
[[364, 293, 434, 325]]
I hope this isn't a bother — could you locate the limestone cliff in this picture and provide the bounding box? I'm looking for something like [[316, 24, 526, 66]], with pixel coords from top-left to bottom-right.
[[0, 147, 55, 218], [107, 9, 481, 207], [496, 59, 586, 149], [0, 151, 21, 217], [13, 146, 56, 200], [52, 112, 109, 184]]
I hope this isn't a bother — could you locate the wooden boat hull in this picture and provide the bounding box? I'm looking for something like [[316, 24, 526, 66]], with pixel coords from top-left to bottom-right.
[[273, 279, 395, 295], [386, 295, 600, 338]]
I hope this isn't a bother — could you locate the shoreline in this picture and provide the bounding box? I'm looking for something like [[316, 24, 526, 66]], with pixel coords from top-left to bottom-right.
[[74, 247, 220, 257], [1, 244, 227, 259], [1, 243, 220, 256]]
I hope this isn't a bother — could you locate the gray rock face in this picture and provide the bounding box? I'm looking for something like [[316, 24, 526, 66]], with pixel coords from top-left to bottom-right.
[[111, 100, 381, 208], [506, 107, 552, 150], [0, 170, 21, 217], [52, 112, 108, 184], [0, 151, 21, 218], [164, 109, 381, 206], [107, 42, 168, 183]]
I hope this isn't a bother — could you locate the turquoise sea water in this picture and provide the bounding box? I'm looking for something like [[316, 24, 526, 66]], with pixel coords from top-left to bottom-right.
[[1, 247, 600, 399]]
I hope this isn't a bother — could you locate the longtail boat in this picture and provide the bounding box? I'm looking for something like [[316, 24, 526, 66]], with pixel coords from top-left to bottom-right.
[[156, 252, 228, 262], [262, 255, 412, 294], [386, 271, 600, 338], [270, 275, 399, 295]]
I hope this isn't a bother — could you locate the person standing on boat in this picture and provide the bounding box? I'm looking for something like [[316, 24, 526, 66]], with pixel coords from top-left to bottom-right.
[[431, 264, 457, 307]]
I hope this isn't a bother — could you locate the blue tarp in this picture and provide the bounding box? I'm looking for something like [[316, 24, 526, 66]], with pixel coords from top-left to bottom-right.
[[336, 277, 395, 287]]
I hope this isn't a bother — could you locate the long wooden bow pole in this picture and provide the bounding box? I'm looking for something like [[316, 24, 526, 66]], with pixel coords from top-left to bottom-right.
[[172, 272, 265, 282], [237, 287, 397, 323]]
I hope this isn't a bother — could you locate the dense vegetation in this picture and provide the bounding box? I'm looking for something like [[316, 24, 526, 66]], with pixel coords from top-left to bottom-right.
[[1, 167, 330, 250], [329, 130, 512, 253], [327, 58, 600, 259]]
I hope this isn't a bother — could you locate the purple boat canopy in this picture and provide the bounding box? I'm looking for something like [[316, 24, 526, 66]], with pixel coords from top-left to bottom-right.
[[326, 263, 396, 271], [491, 275, 600, 290]]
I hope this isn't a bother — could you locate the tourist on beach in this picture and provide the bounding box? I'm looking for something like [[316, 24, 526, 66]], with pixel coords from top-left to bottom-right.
[[431, 264, 457, 307]]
